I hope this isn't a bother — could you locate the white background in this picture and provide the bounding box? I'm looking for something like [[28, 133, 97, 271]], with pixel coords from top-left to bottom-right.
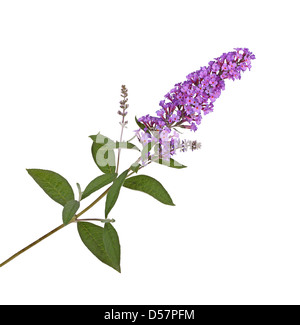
[[0, 0, 299, 305]]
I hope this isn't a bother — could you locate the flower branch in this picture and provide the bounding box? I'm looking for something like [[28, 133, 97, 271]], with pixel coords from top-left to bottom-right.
[[0, 48, 255, 272]]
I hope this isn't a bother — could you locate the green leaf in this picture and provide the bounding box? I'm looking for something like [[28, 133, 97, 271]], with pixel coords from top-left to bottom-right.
[[115, 141, 140, 151], [90, 133, 116, 174], [105, 169, 129, 218], [153, 157, 187, 169], [81, 173, 117, 200], [103, 223, 121, 272], [130, 162, 141, 173], [77, 222, 120, 272], [135, 116, 150, 134], [91, 141, 116, 174], [93, 140, 140, 152], [62, 200, 80, 225], [90, 133, 139, 174], [91, 133, 115, 145], [26, 169, 74, 206], [123, 175, 175, 206]]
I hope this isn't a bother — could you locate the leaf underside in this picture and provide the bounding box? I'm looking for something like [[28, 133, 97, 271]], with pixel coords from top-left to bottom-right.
[[62, 200, 80, 224]]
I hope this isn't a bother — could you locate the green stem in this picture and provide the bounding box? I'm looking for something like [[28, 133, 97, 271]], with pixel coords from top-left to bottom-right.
[[75, 186, 110, 218], [0, 187, 110, 268], [0, 223, 65, 268]]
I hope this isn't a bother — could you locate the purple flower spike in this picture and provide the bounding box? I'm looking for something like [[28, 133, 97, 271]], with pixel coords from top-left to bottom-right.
[[139, 48, 255, 133], [137, 48, 255, 159]]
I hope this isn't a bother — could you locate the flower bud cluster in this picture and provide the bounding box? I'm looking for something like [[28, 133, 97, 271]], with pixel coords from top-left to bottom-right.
[[118, 85, 129, 127]]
